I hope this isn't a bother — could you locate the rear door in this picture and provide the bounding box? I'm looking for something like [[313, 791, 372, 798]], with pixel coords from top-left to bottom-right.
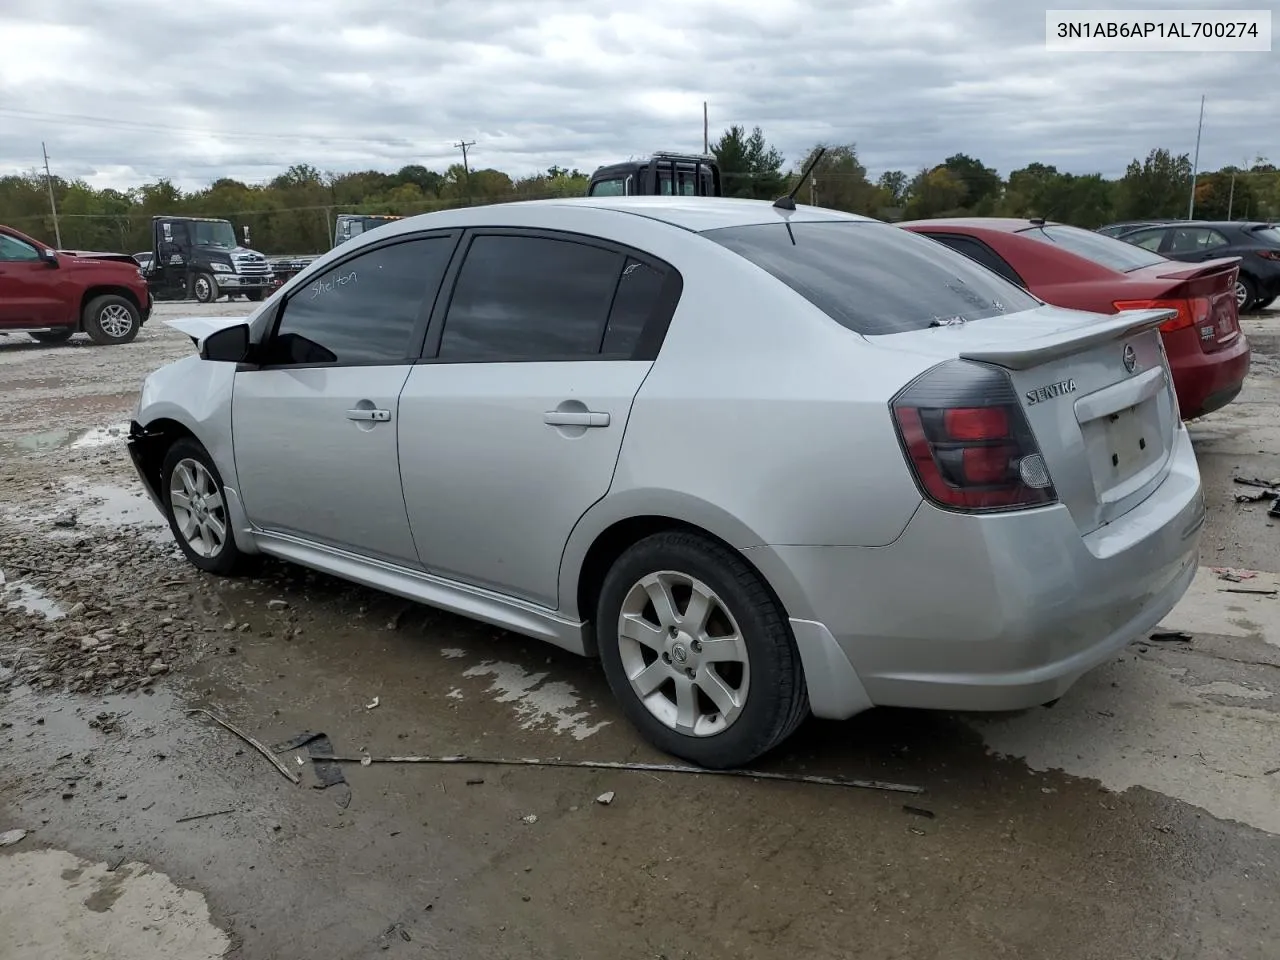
[[0, 231, 65, 327], [232, 232, 458, 566], [398, 230, 680, 609]]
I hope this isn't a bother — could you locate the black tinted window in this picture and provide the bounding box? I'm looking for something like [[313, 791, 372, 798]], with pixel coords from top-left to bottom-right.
[[439, 235, 623, 361], [931, 235, 1024, 286], [271, 237, 450, 365], [1020, 224, 1166, 272], [603, 258, 666, 355], [703, 222, 1039, 336]]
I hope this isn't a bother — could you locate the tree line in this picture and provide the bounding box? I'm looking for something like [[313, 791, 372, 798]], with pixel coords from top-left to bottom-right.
[[2, 124, 1277, 256]]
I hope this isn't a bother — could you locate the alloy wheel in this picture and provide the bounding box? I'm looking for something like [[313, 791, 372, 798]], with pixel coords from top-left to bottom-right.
[[169, 458, 227, 558], [616, 571, 751, 737], [1236, 280, 1249, 310], [97, 304, 135, 339]]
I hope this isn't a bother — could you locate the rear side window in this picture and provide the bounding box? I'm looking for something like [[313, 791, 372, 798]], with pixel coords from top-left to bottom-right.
[[438, 235, 624, 361], [928, 234, 1025, 287], [267, 236, 452, 365], [589, 178, 628, 197], [1020, 224, 1167, 272], [702, 222, 1040, 336]]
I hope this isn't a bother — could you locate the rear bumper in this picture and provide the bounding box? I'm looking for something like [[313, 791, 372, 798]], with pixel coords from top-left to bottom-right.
[[1167, 329, 1251, 419], [748, 425, 1204, 717]]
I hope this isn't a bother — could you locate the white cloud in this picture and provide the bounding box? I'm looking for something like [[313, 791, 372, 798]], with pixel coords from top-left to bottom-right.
[[0, 0, 1273, 190]]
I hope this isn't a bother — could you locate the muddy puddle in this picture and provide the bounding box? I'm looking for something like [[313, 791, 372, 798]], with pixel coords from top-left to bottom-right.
[[4, 422, 130, 456]]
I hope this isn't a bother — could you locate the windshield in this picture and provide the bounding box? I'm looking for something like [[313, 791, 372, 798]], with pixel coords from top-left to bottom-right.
[[191, 220, 237, 248], [1251, 226, 1280, 246], [702, 221, 1041, 336], [1019, 223, 1166, 273]]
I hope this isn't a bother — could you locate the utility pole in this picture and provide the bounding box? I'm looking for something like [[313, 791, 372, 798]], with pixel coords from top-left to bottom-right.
[[809, 176, 816, 206], [41, 141, 62, 248], [703, 101, 708, 154], [453, 139, 476, 203], [1187, 94, 1205, 220], [1227, 172, 1236, 220]]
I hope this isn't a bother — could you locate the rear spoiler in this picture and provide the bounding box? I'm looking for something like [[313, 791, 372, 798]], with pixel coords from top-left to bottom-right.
[[1154, 255, 1242, 281], [959, 309, 1176, 370]]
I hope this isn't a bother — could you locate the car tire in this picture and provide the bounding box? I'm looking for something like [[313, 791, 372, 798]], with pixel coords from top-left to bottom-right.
[[29, 328, 74, 344], [595, 531, 809, 769], [1254, 296, 1275, 311], [193, 273, 218, 304], [83, 295, 141, 345], [1236, 275, 1258, 313], [246, 289, 265, 302], [160, 438, 250, 576]]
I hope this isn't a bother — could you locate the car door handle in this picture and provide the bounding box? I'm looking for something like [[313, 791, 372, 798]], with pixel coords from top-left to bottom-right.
[[544, 410, 610, 427], [346, 408, 391, 422]]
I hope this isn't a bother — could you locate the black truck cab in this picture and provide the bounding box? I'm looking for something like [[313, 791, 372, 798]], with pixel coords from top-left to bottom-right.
[[587, 152, 722, 198], [145, 216, 274, 304]]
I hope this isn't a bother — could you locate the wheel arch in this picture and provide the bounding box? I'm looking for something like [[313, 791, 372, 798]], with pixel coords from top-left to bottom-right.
[[562, 490, 809, 651]]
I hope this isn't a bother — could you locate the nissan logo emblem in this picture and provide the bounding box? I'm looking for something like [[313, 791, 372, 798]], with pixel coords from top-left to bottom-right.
[[1122, 344, 1137, 374]]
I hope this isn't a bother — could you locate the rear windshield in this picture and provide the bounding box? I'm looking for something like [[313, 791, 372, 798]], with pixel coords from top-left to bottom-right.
[[1250, 225, 1280, 245], [701, 221, 1040, 336], [1019, 223, 1166, 272]]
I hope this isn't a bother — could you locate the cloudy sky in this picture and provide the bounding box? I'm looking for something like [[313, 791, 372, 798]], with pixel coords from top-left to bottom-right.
[[0, 0, 1274, 191]]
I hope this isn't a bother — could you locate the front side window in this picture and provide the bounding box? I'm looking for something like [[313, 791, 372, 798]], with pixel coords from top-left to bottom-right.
[[703, 221, 1040, 336], [1020, 223, 1167, 272], [1122, 229, 1167, 252], [265, 236, 453, 365], [437, 234, 625, 361], [0, 233, 40, 262]]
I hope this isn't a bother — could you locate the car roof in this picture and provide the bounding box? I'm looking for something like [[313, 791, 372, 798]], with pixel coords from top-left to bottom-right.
[[391, 196, 877, 235]]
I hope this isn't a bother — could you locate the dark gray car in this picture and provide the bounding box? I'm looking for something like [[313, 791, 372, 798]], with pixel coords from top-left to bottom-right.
[[1114, 221, 1280, 311]]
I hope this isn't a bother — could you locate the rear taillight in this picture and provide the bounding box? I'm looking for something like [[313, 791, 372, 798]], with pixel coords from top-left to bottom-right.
[[1113, 298, 1210, 334], [890, 360, 1057, 513], [1257, 250, 1280, 262]]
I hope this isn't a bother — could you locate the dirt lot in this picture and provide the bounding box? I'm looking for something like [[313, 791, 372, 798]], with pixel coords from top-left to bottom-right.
[[3, 303, 1280, 960]]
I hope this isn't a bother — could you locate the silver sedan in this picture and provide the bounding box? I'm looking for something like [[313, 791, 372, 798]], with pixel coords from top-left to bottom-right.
[[128, 196, 1204, 768]]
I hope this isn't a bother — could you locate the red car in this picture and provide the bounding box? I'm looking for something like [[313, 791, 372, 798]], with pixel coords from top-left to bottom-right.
[[898, 218, 1250, 420], [0, 223, 152, 345]]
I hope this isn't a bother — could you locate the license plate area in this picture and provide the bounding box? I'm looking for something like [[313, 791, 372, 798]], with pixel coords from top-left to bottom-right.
[[1081, 398, 1165, 501]]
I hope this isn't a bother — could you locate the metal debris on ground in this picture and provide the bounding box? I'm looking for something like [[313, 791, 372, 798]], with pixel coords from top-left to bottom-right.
[[272, 731, 350, 808], [902, 804, 936, 819], [521, 814, 538, 824], [596, 791, 615, 806], [320, 753, 924, 795], [1221, 587, 1279, 596], [1233, 476, 1280, 500], [0, 829, 27, 847], [188, 708, 301, 785], [1213, 568, 1258, 582], [366, 696, 380, 710], [1149, 631, 1193, 642], [175, 808, 235, 824], [465, 778, 485, 786]]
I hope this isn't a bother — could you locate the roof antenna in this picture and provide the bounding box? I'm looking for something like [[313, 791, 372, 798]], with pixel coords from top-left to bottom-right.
[[774, 147, 826, 210]]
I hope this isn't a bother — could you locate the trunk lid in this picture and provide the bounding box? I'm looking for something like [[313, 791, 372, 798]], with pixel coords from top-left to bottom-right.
[[876, 304, 1180, 535]]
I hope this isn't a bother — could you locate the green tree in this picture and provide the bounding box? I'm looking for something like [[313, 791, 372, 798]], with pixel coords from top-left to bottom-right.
[[711, 124, 785, 199], [793, 143, 877, 214], [1116, 148, 1192, 220], [941, 153, 1002, 212], [903, 167, 967, 219], [876, 170, 909, 207]]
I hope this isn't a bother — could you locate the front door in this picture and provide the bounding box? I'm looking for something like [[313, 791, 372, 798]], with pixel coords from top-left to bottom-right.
[[0, 231, 63, 327], [399, 231, 678, 609], [232, 233, 457, 566]]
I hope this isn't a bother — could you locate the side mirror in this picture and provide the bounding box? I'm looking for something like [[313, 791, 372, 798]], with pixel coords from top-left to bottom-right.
[[40, 248, 59, 267], [201, 323, 251, 363]]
